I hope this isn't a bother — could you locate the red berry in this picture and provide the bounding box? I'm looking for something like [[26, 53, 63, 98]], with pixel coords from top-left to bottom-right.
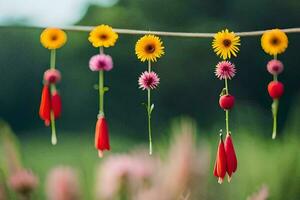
[[219, 94, 235, 110], [268, 81, 284, 99]]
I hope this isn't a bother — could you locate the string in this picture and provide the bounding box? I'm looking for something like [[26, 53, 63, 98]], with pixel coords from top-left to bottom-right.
[[2, 25, 300, 38]]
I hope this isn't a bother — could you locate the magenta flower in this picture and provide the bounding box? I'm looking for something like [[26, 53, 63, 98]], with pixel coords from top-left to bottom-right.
[[8, 169, 39, 196], [44, 69, 61, 84], [267, 59, 284, 75], [89, 54, 113, 71], [138, 71, 160, 90], [215, 61, 236, 80]]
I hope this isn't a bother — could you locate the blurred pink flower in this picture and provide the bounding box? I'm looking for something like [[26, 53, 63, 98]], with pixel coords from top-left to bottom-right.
[[8, 169, 38, 196], [44, 69, 61, 84], [215, 61, 236, 80], [0, 183, 7, 200], [96, 152, 156, 200], [46, 166, 81, 200], [89, 54, 113, 71], [267, 59, 284, 75], [134, 118, 210, 200], [247, 185, 269, 200], [138, 71, 160, 90]]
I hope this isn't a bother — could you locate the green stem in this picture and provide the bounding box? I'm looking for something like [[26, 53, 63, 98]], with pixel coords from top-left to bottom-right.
[[50, 110, 57, 145], [99, 70, 104, 116], [224, 78, 228, 94], [224, 78, 229, 134], [50, 49, 56, 69], [99, 47, 105, 117], [225, 110, 229, 134], [147, 60, 152, 155], [272, 53, 279, 139], [50, 49, 57, 144], [272, 99, 279, 139]]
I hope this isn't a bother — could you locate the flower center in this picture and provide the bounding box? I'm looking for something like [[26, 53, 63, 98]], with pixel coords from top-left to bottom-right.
[[98, 60, 106, 67], [99, 34, 108, 40], [222, 66, 229, 73], [270, 37, 280, 45], [146, 77, 154, 86], [50, 34, 58, 41], [223, 39, 232, 47], [145, 44, 155, 53], [272, 65, 279, 72]]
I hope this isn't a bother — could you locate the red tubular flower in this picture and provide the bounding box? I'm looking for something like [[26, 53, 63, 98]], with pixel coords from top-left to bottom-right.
[[224, 133, 237, 182], [51, 92, 62, 119], [213, 136, 227, 184], [39, 85, 51, 126], [95, 116, 110, 157]]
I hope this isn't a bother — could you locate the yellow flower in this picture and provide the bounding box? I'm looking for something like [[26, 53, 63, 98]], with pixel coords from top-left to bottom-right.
[[88, 25, 118, 48], [212, 29, 240, 60], [135, 35, 165, 62], [261, 29, 288, 56], [40, 28, 67, 50]]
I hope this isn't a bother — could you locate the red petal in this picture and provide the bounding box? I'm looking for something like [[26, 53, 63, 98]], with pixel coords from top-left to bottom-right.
[[213, 155, 218, 177], [225, 133, 238, 177], [51, 92, 62, 119], [39, 85, 51, 126], [217, 138, 227, 181], [95, 117, 110, 151]]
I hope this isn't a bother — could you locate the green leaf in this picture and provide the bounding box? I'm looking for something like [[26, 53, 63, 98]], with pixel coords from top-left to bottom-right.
[[150, 104, 154, 113], [93, 84, 99, 90], [104, 87, 109, 92], [219, 88, 226, 96]]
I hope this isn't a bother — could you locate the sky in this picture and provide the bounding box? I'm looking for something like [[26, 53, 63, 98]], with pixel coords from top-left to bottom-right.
[[0, 0, 117, 26]]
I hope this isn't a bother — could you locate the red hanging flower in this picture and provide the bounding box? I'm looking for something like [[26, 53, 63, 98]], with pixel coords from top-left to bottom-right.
[[213, 136, 227, 184], [39, 85, 51, 126], [224, 133, 237, 182], [95, 116, 110, 157], [51, 92, 62, 119]]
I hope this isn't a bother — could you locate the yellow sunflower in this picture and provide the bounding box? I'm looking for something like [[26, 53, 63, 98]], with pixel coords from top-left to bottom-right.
[[261, 29, 288, 56], [40, 28, 67, 50], [212, 29, 240, 60], [135, 35, 165, 62], [88, 25, 118, 48]]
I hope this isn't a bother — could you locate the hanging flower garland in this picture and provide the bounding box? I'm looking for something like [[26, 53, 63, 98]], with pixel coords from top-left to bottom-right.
[[135, 35, 164, 155], [212, 29, 239, 183], [88, 24, 118, 157], [261, 29, 288, 139], [39, 28, 66, 145]]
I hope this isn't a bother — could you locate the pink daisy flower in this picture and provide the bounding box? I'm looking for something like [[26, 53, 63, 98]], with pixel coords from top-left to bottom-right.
[[215, 61, 236, 80], [89, 54, 113, 71], [44, 69, 61, 84], [138, 71, 160, 90], [267, 59, 284, 75]]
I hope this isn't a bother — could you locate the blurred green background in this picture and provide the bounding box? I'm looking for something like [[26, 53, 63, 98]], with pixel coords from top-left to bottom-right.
[[0, 0, 300, 199]]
